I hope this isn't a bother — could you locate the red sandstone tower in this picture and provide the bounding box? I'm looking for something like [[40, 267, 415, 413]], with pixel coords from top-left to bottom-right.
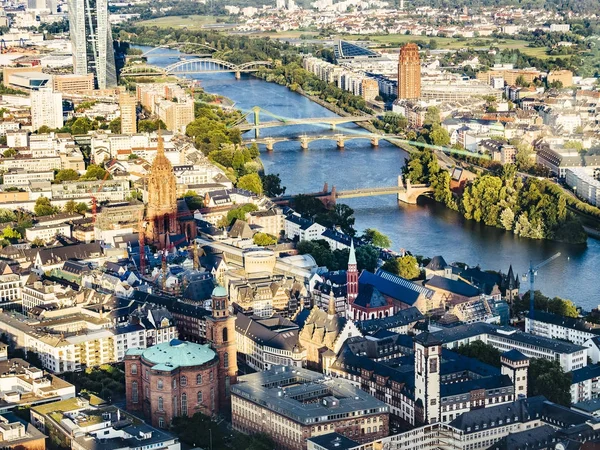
[[347, 240, 358, 303], [398, 43, 421, 100], [205, 285, 237, 411]]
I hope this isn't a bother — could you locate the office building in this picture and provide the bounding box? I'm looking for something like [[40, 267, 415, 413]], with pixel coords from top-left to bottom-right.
[[52, 73, 95, 93], [30, 88, 63, 131], [67, 0, 117, 89], [119, 89, 137, 134], [398, 43, 421, 100]]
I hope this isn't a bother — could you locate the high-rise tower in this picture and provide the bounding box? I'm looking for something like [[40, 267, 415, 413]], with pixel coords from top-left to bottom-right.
[[119, 88, 137, 134], [398, 43, 421, 100], [145, 132, 177, 249], [414, 332, 441, 425], [68, 0, 117, 89], [206, 286, 237, 412]]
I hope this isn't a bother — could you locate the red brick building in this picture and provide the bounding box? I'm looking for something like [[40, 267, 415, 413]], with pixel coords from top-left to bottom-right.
[[125, 286, 237, 427]]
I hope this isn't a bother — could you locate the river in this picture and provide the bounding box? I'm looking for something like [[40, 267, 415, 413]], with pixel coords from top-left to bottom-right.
[[138, 46, 600, 309]]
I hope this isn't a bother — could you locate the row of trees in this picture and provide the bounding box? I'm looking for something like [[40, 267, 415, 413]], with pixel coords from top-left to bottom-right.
[[297, 239, 379, 272], [404, 149, 588, 244]]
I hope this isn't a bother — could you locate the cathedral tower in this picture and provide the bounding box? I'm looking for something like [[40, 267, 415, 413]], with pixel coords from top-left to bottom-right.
[[206, 285, 237, 412], [145, 132, 177, 249]]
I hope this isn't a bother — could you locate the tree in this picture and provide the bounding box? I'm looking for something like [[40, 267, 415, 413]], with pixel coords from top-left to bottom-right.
[[138, 119, 165, 133], [293, 195, 325, 218], [109, 117, 121, 134], [63, 200, 78, 214], [455, 341, 502, 368], [237, 173, 263, 195], [261, 173, 286, 197], [223, 204, 258, 227], [381, 257, 400, 275], [424, 106, 441, 126], [71, 117, 93, 135], [3, 148, 16, 157], [2, 225, 21, 240], [30, 237, 45, 248], [183, 191, 203, 210], [515, 141, 534, 171], [0, 209, 16, 223], [82, 164, 108, 180], [528, 358, 571, 406], [34, 197, 58, 216], [75, 202, 88, 213], [397, 255, 420, 279], [355, 244, 379, 272], [37, 125, 52, 134], [430, 125, 450, 147], [362, 228, 391, 248], [253, 232, 277, 246], [55, 169, 80, 182]]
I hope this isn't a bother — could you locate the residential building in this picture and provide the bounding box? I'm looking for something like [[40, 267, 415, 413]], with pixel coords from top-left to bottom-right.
[[566, 168, 600, 206], [231, 366, 389, 450], [119, 89, 137, 134], [284, 214, 327, 242], [25, 223, 71, 243], [68, 0, 117, 88], [570, 365, 600, 404], [0, 413, 47, 450], [0, 262, 22, 310], [30, 88, 63, 131], [526, 310, 600, 346], [398, 43, 421, 100]]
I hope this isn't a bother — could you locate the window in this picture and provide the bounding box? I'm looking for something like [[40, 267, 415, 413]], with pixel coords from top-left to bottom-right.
[[173, 379, 177, 389], [132, 381, 139, 403], [198, 391, 203, 403], [181, 376, 187, 386], [210, 371, 214, 382], [223, 327, 228, 343], [159, 417, 165, 428], [145, 386, 149, 399], [172, 396, 178, 416], [197, 374, 202, 385], [211, 387, 215, 411], [182, 393, 188, 416], [158, 397, 164, 411], [429, 358, 438, 373], [131, 364, 138, 375], [158, 379, 163, 390], [224, 352, 229, 369], [145, 369, 149, 379]]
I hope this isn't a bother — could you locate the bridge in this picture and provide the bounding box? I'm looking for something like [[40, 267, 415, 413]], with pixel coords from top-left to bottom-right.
[[120, 59, 272, 79], [271, 176, 433, 206], [232, 106, 375, 138], [244, 133, 383, 150]]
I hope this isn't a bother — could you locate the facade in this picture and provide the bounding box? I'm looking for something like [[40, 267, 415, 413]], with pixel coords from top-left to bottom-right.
[[0, 413, 47, 450], [0, 262, 22, 310], [397, 43, 421, 100], [119, 89, 137, 134], [30, 88, 63, 131], [231, 366, 389, 450], [526, 310, 600, 346], [68, 0, 117, 88], [52, 74, 95, 93], [566, 167, 600, 206], [125, 339, 220, 428], [145, 133, 178, 249]]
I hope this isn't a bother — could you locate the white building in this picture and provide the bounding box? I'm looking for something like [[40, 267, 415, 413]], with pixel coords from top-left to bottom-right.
[[284, 213, 327, 242], [526, 311, 600, 346], [30, 88, 63, 131], [25, 223, 71, 243], [566, 168, 600, 206]]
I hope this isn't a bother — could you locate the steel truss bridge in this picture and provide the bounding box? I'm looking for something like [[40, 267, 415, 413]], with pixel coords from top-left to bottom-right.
[[139, 42, 218, 58], [120, 59, 272, 78]]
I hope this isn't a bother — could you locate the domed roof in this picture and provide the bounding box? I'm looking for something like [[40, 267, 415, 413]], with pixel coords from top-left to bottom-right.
[[139, 339, 216, 370], [212, 285, 227, 297]]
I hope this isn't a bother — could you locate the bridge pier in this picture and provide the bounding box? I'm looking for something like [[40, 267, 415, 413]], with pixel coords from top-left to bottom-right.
[[336, 134, 345, 149], [371, 137, 379, 147], [235, 71, 241, 80], [300, 136, 309, 150], [265, 137, 275, 152], [330, 123, 336, 130]]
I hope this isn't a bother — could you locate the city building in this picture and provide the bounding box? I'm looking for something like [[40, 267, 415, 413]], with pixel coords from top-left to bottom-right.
[[231, 366, 389, 450], [397, 43, 421, 100], [125, 339, 220, 428], [119, 89, 137, 134], [0, 357, 76, 411], [566, 168, 600, 206], [235, 313, 305, 371], [52, 73, 95, 93], [0, 262, 22, 311], [30, 88, 63, 131], [68, 0, 117, 88], [526, 310, 600, 346], [0, 413, 47, 450]]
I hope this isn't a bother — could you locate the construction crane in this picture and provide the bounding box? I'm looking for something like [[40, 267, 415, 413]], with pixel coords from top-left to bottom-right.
[[523, 252, 561, 333], [90, 170, 111, 225]]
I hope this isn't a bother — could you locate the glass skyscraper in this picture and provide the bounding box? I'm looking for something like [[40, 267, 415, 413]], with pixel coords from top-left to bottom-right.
[[68, 0, 117, 89]]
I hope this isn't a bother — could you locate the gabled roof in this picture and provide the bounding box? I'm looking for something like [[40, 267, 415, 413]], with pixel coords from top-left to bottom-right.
[[235, 313, 301, 352], [360, 269, 434, 305], [357, 307, 424, 334], [426, 255, 448, 271], [502, 349, 528, 362], [571, 365, 600, 384], [353, 284, 388, 308], [425, 275, 480, 298]]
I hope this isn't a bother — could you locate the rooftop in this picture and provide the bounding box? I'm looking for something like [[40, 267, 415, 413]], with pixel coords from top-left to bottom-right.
[[129, 339, 216, 370]]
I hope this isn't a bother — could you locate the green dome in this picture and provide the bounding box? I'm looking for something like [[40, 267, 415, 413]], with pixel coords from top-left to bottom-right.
[[138, 339, 216, 370], [212, 285, 227, 297]]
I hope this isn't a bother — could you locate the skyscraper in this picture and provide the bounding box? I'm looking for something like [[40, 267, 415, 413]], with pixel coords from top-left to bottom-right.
[[68, 0, 116, 89], [398, 43, 421, 100], [31, 88, 63, 131], [119, 89, 137, 134]]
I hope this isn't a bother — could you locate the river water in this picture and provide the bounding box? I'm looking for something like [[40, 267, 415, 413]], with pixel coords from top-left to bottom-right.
[[139, 46, 600, 309]]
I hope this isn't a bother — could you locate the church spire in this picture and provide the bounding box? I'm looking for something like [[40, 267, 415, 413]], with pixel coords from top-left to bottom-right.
[[157, 127, 165, 157], [348, 239, 356, 266]]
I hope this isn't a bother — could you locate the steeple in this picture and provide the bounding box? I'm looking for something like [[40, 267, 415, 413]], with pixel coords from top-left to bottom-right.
[[328, 294, 336, 316], [348, 239, 356, 266], [157, 127, 165, 157]]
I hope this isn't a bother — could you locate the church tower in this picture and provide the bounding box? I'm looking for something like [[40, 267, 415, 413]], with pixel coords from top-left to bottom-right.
[[414, 332, 441, 425], [501, 349, 529, 399], [346, 240, 358, 303], [206, 285, 237, 412], [145, 132, 177, 249]]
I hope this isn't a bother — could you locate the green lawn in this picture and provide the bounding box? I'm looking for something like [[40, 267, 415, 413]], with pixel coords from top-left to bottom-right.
[[138, 15, 234, 30], [343, 34, 560, 59]]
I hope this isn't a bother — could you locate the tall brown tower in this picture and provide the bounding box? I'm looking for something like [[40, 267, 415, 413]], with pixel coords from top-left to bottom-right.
[[398, 43, 421, 100], [205, 285, 237, 412], [145, 132, 177, 249]]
